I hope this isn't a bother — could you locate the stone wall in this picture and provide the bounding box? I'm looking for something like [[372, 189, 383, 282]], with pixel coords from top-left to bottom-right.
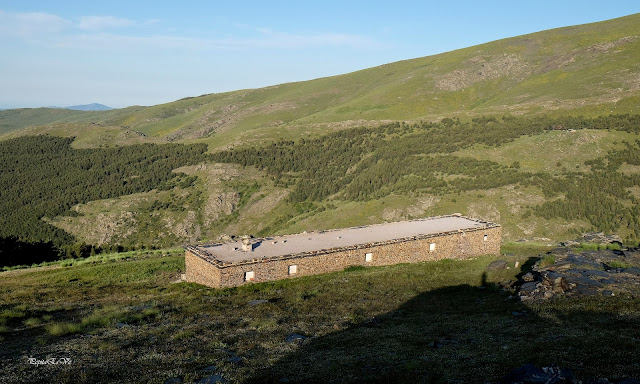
[[185, 247, 221, 287], [185, 225, 501, 289]]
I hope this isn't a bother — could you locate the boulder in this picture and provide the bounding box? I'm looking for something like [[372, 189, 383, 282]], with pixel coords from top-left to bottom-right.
[[487, 260, 509, 271], [285, 333, 308, 344]]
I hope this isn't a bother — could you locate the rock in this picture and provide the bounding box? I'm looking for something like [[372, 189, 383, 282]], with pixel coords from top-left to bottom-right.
[[248, 299, 269, 306], [551, 276, 567, 293], [580, 232, 621, 244], [582, 269, 609, 277], [195, 375, 228, 384], [487, 260, 508, 271], [285, 333, 308, 344], [563, 275, 603, 288], [500, 364, 575, 384], [549, 247, 571, 255], [549, 261, 573, 271], [164, 378, 184, 384], [202, 366, 217, 373], [566, 254, 600, 268], [519, 282, 539, 294], [517, 248, 640, 302], [228, 355, 243, 365]]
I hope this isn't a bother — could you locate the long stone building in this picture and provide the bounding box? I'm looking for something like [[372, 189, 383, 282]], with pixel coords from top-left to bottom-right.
[[185, 214, 501, 288]]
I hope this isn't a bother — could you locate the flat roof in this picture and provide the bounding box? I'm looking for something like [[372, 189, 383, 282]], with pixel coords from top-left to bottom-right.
[[195, 215, 497, 264]]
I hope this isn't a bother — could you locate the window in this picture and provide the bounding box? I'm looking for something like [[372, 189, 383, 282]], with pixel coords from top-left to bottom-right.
[[365, 253, 373, 262], [429, 243, 436, 251], [483, 234, 488, 242], [288, 265, 297, 275], [244, 271, 255, 281]]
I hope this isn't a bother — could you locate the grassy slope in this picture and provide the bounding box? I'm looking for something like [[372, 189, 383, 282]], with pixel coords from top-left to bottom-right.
[[1, 14, 639, 150], [2, 14, 640, 249], [1, 246, 638, 383]]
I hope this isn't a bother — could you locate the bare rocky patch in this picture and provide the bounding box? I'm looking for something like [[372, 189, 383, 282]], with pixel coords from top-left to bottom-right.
[[436, 54, 530, 91], [516, 246, 640, 302], [382, 196, 440, 222], [46, 210, 137, 245]]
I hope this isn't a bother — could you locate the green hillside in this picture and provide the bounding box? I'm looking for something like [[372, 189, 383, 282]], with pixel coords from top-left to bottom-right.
[[1, 13, 640, 150]]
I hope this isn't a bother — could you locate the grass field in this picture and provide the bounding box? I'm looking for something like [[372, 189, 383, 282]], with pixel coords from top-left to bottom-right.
[[1, 244, 638, 383]]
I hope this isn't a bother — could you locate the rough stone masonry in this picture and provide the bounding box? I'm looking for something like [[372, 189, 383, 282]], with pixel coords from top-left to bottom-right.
[[185, 215, 502, 288]]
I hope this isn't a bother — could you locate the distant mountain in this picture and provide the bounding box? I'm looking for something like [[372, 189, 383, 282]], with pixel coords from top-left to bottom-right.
[[64, 103, 113, 111]]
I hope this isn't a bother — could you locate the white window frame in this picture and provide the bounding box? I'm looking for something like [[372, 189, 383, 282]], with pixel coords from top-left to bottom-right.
[[429, 243, 436, 251], [244, 271, 255, 281], [365, 252, 373, 262], [483, 234, 488, 242], [288, 265, 298, 275]]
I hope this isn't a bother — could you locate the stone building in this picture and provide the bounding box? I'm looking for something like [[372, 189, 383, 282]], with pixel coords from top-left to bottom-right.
[[185, 215, 501, 288]]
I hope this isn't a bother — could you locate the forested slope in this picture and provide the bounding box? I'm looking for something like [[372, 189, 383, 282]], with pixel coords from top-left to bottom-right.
[[0, 136, 208, 266], [212, 114, 640, 240]]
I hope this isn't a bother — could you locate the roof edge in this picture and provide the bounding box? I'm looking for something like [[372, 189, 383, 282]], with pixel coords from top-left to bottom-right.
[[186, 215, 500, 268]]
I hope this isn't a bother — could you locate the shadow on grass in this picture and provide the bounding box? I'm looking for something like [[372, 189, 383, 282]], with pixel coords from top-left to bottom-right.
[[247, 280, 640, 384]]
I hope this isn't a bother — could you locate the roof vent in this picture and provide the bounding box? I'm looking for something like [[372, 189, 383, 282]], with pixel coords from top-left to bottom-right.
[[242, 238, 252, 252]]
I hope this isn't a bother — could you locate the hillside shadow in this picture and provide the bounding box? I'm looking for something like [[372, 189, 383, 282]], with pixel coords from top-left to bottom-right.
[[246, 280, 640, 383]]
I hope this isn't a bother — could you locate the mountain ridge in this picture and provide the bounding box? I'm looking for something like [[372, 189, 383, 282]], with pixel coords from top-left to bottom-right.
[[0, 13, 639, 148], [61, 103, 113, 111]]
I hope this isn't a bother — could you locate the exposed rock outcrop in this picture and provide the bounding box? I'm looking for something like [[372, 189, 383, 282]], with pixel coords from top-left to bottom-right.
[[516, 247, 640, 302]]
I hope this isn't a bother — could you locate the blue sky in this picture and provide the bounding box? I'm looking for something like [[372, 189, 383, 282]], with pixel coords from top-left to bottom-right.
[[1, 1, 638, 109]]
